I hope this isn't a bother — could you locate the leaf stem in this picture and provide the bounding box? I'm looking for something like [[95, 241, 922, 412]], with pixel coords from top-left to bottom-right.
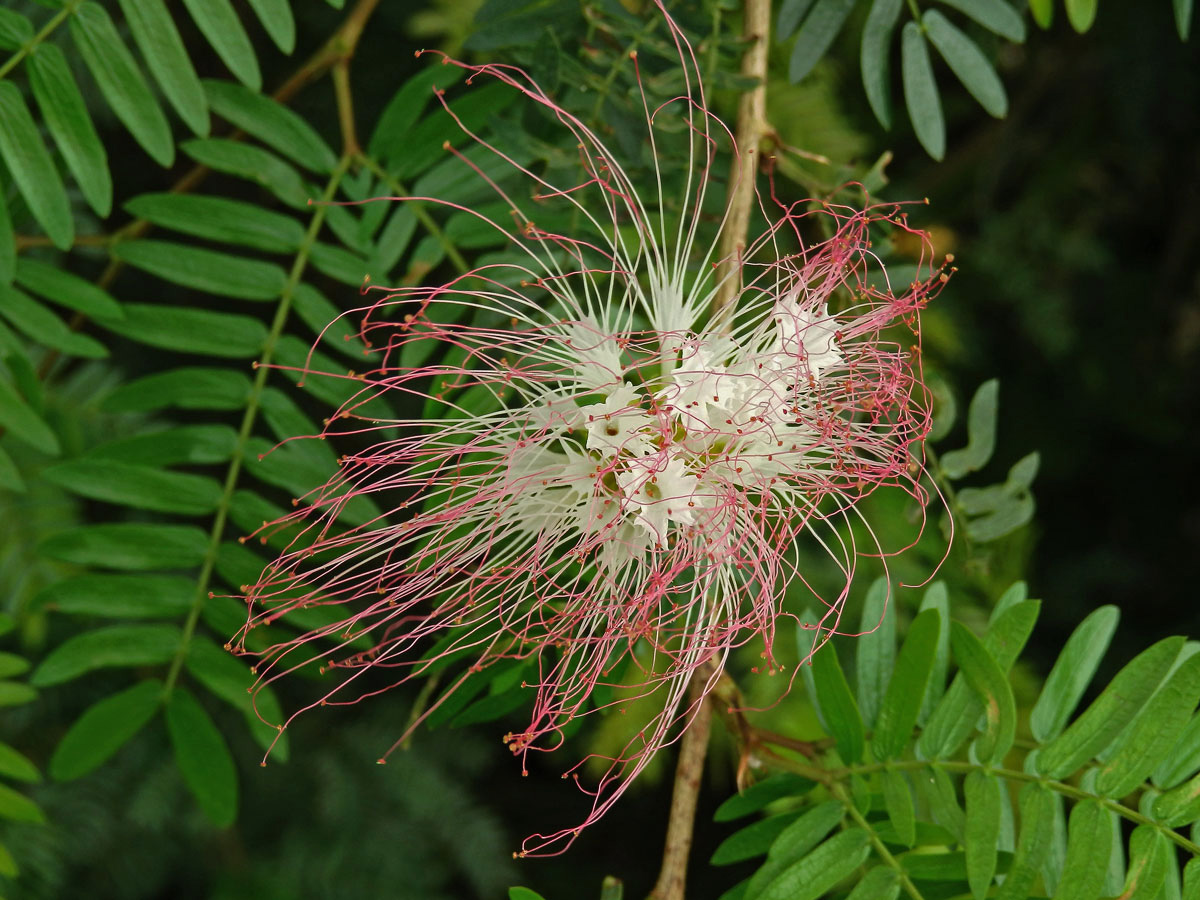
[[162, 154, 352, 696], [833, 781, 927, 900], [0, 0, 80, 82]]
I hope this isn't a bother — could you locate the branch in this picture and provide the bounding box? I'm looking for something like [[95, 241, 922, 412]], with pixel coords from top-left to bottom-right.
[[712, 0, 772, 319], [648, 667, 715, 900]]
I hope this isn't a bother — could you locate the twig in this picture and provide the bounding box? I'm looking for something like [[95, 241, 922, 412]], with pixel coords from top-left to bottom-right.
[[648, 667, 714, 900], [712, 0, 772, 319]]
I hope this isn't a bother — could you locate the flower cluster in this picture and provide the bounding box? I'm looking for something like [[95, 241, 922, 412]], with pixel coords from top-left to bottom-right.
[[238, 4, 945, 856]]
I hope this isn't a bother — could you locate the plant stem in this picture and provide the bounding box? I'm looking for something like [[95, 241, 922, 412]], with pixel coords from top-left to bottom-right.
[[713, 0, 771, 320], [162, 154, 352, 696], [0, 0, 79, 82], [833, 781, 927, 900], [648, 667, 714, 900]]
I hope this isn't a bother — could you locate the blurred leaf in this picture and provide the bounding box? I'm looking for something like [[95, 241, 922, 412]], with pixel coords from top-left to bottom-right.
[[788, 0, 855, 83], [918, 582, 951, 724], [1029, 605, 1119, 743], [713, 773, 816, 822], [32, 624, 183, 686], [1176, 0, 1194, 39], [36, 574, 193, 619], [901, 21, 945, 161], [16, 258, 122, 321], [964, 771, 1001, 899], [27, 43, 112, 217], [185, 637, 288, 759], [70, 1, 174, 166], [102, 367, 252, 413], [48, 678, 162, 780], [181, 0, 261, 90], [940, 379, 999, 478], [923, 10, 1008, 118], [181, 138, 311, 209], [0, 682, 36, 707], [0, 9, 33, 49], [0, 783, 45, 824], [1037, 636, 1184, 779], [103, 303, 268, 357], [0, 376, 59, 454], [42, 459, 222, 514], [166, 686, 239, 827], [1065, 0, 1097, 32], [0, 446, 22, 490], [38, 523, 208, 570], [845, 867, 901, 900], [861, 0, 903, 129], [0, 285, 107, 358], [873, 607, 940, 760], [111, 239, 287, 300], [0, 743, 39, 782], [1029, 0, 1053, 27], [245, 0, 295, 54], [0, 82, 73, 250], [204, 79, 336, 173], [0, 183, 13, 284], [124, 193, 305, 252], [777, 0, 816, 38], [116, 0, 209, 136], [936, 0, 1026, 42], [368, 63, 465, 160], [88, 424, 237, 466], [1122, 825, 1169, 898], [508, 889, 546, 900]]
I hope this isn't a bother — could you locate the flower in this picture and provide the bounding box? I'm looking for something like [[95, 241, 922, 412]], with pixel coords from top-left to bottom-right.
[[238, 3, 945, 856]]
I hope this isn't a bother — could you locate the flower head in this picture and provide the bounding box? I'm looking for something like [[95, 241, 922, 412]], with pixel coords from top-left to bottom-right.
[[239, 3, 945, 856]]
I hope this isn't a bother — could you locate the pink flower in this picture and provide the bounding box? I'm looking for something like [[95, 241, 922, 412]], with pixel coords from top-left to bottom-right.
[[238, 3, 944, 856]]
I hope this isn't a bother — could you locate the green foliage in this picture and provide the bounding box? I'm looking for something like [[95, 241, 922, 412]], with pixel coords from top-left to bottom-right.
[[0, 614, 44, 880], [713, 588, 1200, 898]]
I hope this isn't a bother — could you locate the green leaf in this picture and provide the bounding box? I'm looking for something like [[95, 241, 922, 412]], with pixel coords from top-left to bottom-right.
[[1095, 649, 1200, 798], [0, 682, 36, 707], [0, 9, 33, 49], [861, 0, 904, 129], [32, 624, 182, 687], [1038, 636, 1185, 779], [0, 783, 45, 824], [995, 783, 1054, 900], [42, 459, 222, 515], [845, 866, 901, 900], [35, 574, 193, 619], [711, 812, 803, 865], [745, 801, 845, 899], [508, 889, 547, 900], [103, 303, 268, 358], [923, 10, 1008, 118], [39, 523, 208, 570], [0, 181, 14, 284], [1175, 0, 1194, 39], [756, 828, 871, 900], [901, 21, 945, 161], [810, 641, 865, 764], [166, 687, 239, 826], [88, 424, 237, 466], [203, 80, 335, 173], [1155, 712, 1200, 790], [245, 0, 295, 54], [1029, 605, 1119, 743], [1029, 0, 1053, 27], [940, 379, 998, 478], [181, 0, 261, 90], [0, 446, 23, 491], [873, 607, 941, 760], [0, 653, 29, 678], [116, 0, 209, 136], [1055, 799, 1111, 900], [70, 1, 173, 166], [936, 0, 1026, 42], [950, 620, 1016, 764], [15, 258, 122, 321], [111, 239, 287, 300], [391, 82, 515, 179], [714, 773, 816, 822], [1184, 858, 1200, 900], [291, 282, 367, 359], [1122, 825, 1169, 899], [856, 577, 894, 729], [0, 376, 59, 454], [788, 0, 855, 83], [0, 82, 73, 250], [882, 768, 916, 846], [918, 583, 951, 724], [102, 367, 252, 413], [777, 0, 816, 38], [181, 138, 310, 209], [27, 44, 112, 217], [0, 743, 39, 782], [964, 771, 1001, 899], [368, 64, 465, 160], [185, 637, 287, 759], [124, 193, 305, 253], [0, 284, 106, 357], [1064, 0, 1097, 32], [48, 679, 162, 780]]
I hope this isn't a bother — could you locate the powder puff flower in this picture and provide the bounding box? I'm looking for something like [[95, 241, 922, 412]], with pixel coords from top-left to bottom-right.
[[238, 2, 944, 856]]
